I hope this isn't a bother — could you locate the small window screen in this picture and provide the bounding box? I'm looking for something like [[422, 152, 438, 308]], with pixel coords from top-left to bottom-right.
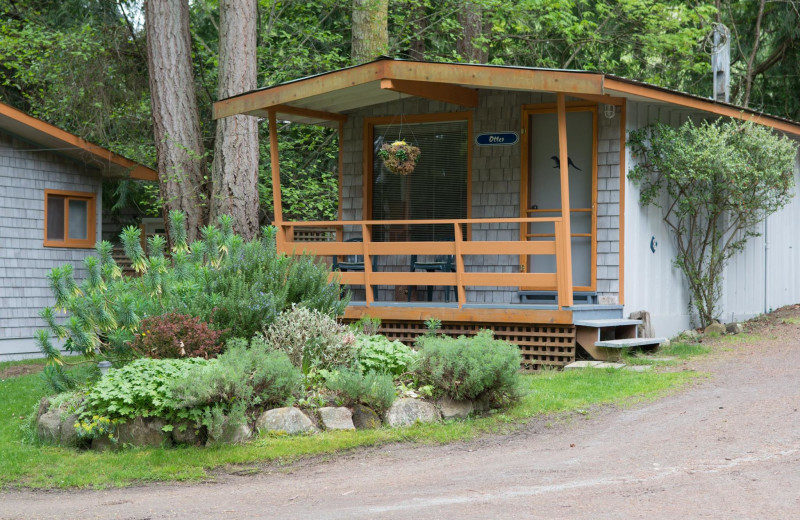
[[68, 199, 89, 240], [47, 195, 65, 241], [372, 120, 468, 242]]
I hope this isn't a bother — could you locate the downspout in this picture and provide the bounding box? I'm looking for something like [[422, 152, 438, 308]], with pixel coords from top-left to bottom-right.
[[764, 218, 768, 314]]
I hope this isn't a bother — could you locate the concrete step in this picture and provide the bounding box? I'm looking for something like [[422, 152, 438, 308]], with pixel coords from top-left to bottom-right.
[[594, 337, 667, 349], [574, 318, 642, 328]]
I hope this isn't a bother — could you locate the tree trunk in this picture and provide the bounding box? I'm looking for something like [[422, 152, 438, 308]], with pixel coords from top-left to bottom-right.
[[211, 0, 259, 239], [408, 4, 427, 60], [352, 0, 389, 65], [145, 0, 209, 242], [457, 1, 487, 63]]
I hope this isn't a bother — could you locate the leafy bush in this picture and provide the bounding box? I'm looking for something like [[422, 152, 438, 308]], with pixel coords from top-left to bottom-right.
[[263, 305, 356, 373], [133, 312, 226, 359], [415, 330, 521, 402], [324, 368, 396, 413], [82, 357, 210, 420], [355, 335, 417, 377]]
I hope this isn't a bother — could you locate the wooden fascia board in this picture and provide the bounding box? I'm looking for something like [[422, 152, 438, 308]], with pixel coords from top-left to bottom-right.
[[569, 93, 625, 105], [604, 78, 800, 136], [213, 61, 387, 120], [273, 104, 348, 123], [0, 102, 158, 180], [380, 79, 478, 108]]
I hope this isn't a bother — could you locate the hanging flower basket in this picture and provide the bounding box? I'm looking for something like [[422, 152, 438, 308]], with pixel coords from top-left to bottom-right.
[[378, 140, 421, 175]]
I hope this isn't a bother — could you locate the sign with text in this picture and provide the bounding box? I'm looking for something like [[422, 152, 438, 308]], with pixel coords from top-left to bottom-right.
[[475, 131, 519, 146]]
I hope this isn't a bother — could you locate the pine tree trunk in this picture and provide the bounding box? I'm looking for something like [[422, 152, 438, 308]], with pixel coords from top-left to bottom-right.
[[145, 0, 209, 242], [457, 1, 487, 63], [211, 0, 259, 239], [408, 4, 427, 60], [352, 0, 389, 65]]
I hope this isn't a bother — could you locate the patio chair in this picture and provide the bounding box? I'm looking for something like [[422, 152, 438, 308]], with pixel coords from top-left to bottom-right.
[[408, 237, 457, 302], [332, 237, 378, 300]]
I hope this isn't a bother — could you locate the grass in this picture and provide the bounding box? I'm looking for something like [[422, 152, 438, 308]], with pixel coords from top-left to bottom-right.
[[0, 359, 702, 490], [781, 317, 800, 325]]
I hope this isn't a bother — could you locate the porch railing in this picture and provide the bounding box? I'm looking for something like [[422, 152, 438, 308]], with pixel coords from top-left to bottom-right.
[[277, 218, 573, 309]]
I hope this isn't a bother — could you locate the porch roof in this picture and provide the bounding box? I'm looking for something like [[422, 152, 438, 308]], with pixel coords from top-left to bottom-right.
[[213, 57, 800, 136]]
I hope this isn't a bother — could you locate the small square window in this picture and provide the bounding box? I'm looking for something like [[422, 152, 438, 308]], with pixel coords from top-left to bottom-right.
[[44, 190, 96, 248]]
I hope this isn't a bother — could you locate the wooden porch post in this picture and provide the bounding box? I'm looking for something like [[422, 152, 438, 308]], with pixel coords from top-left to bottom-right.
[[337, 120, 344, 242], [268, 110, 285, 249], [556, 94, 574, 307]]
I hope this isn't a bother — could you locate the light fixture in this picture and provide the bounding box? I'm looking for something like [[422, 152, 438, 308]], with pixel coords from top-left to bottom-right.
[[98, 360, 112, 376], [604, 104, 616, 119]]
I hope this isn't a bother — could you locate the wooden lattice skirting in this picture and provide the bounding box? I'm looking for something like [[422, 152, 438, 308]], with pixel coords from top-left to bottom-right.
[[345, 319, 576, 370]]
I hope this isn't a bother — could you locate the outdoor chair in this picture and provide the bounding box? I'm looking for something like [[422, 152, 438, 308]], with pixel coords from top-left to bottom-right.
[[408, 237, 457, 302], [332, 237, 378, 300]]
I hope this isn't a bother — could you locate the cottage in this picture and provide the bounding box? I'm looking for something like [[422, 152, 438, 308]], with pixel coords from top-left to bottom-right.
[[214, 58, 800, 368], [0, 102, 157, 360]]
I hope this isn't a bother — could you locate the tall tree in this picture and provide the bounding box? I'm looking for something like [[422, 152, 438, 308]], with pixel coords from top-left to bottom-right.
[[352, 0, 389, 64], [457, 1, 486, 63], [145, 0, 208, 241], [210, 0, 259, 239]]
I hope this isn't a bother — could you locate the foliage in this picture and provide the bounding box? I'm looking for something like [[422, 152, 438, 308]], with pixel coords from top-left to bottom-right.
[[415, 330, 521, 402], [628, 120, 798, 326], [74, 415, 119, 442], [82, 358, 210, 421], [377, 140, 421, 175], [324, 367, 397, 412], [262, 305, 356, 373], [351, 316, 382, 335], [133, 313, 226, 360], [424, 317, 442, 334], [355, 335, 417, 377]]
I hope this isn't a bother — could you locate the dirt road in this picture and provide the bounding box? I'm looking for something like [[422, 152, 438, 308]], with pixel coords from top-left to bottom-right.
[[2, 330, 799, 519]]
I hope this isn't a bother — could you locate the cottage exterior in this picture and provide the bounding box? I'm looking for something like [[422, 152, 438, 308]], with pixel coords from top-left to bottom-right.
[[215, 58, 800, 367], [0, 102, 157, 360]]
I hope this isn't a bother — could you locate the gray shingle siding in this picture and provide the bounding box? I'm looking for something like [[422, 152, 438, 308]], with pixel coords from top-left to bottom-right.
[[0, 131, 102, 354]]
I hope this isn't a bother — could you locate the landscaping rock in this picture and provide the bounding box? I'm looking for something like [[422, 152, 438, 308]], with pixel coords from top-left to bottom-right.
[[36, 409, 62, 444], [679, 329, 701, 341], [351, 404, 382, 430], [437, 396, 474, 420], [208, 420, 252, 445], [660, 339, 671, 348], [35, 397, 51, 423], [385, 398, 440, 427], [629, 310, 654, 338], [256, 407, 317, 435], [726, 322, 743, 334], [318, 407, 355, 431], [172, 422, 206, 446], [59, 413, 80, 447], [117, 416, 173, 448], [91, 435, 115, 452], [704, 322, 726, 336]]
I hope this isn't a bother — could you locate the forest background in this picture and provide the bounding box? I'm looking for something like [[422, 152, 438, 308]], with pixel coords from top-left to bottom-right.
[[0, 0, 797, 233]]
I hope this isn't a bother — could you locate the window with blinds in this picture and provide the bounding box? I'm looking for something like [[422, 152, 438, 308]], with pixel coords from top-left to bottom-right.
[[372, 119, 468, 242]]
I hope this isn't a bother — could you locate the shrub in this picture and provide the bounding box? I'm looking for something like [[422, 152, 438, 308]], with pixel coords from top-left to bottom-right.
[[133, 312, 226, 359], [263, 305, 356, 373], [324, 368, 396, 413], [355, 335, 417, 377], [415, 330, 521, 402]]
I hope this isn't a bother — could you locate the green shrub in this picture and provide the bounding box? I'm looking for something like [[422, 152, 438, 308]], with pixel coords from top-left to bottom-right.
[[324, 368, 396, 413], [415, 330, 521, 402], [133, 313, 226, 359], [263, 305, 356, 373], [355, 335, 417, 377]]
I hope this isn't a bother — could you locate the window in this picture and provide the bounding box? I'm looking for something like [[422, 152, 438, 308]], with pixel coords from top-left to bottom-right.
[[44, 190, 96, 248], [370, 116, 470, 242]]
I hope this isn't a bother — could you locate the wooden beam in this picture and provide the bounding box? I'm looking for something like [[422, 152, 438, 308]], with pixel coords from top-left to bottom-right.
[[380, 79, 478, 108], [273, 104, 348, 123], [268, 110, 283, 249], [556, 93, 574, 306], [342, 305, 573, 325], [337, 121, 344, 242], [604, 78, 800, 136], [569, 93, 625, 105], [619, 99, 626, 305]]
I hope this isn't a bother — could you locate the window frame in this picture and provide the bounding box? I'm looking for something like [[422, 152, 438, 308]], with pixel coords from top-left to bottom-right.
[[363, 112, 473, 235], [43, 189, 97, 248]]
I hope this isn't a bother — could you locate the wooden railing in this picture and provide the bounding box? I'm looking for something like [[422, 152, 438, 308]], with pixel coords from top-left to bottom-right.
[[277, 218, 573, 309]]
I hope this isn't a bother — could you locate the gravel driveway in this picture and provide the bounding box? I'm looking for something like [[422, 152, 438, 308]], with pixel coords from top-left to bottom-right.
[[2, 318, 799, 520]]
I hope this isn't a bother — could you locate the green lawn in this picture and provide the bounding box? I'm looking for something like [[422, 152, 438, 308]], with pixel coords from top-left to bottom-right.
[[0, 359, 702, 490]]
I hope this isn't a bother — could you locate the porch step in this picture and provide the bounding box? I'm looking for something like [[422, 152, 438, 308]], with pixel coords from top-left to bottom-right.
[[573, 319, 641, 328], [518, 291, 598, 305], [595, 337, 667, 348]]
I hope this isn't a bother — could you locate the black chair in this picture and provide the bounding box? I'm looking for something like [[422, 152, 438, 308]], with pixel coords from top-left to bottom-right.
[[332, 237, 378, 300], [408, 237, 457, 302]]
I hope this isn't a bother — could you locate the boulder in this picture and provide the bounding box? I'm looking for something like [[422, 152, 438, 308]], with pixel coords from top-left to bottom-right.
[[318, 407, 355, 431], [35, 397, 51, 423], [208, 420, 252, 445], [679, 329, 701, 341], [91, 435, 115, 452], [629, 310, 655, 339], [117, 416, 173, 448], [36, 409, 62, 444], [384, 398, 440, 427], [437, 396, 474, 420], [351, 404, 382, 430], [59, 413, 81, 447], [726, 322, 743, 334], [256, 407, 317, 435], [704, 322, 726, 336], [172, 421, 206, 446]]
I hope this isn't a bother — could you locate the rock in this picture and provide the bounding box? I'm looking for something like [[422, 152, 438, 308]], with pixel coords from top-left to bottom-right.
[[384, 398, 440, 427], [726, 322, 743, 334], [59, 413, 80, 447], [36, 410, 63, 444], [436, 396, 474, 420], [351, 404, 382, 430], [117, 416, 173, 448], [704, 322, 726, 336], [679, 329, 701, 341], [255, 407, 317, 435], [318, 407, 355, 431], [473, 393, 493, 413], [35, 397, 51, 423], [623, 365, 653, 372], [629, 310, 655, 339], [208, 420, 252, 445], [660, 339, 671, 348], [91, 435, 115, 452], [171, 421, 206, 446]]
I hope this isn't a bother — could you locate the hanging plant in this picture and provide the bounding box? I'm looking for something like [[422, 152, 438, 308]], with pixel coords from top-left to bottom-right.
[[378, 140, 421, 175]]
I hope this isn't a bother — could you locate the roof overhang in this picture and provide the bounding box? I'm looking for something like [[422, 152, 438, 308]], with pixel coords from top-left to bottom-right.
[[0, 102, 158, 181], [213, 58, 800, 136]]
